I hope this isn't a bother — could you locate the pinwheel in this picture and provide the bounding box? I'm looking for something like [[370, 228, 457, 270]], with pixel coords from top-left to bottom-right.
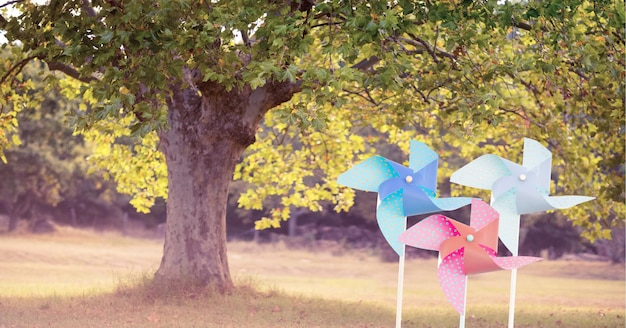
[[399, 199, 542, 326], [337, 140, 473, 255], [337, 140, 473, 328], [449, 138, 594, 327]]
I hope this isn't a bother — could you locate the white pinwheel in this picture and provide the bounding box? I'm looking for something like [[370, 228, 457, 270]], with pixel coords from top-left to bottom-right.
[[450, 138, 594, 254]]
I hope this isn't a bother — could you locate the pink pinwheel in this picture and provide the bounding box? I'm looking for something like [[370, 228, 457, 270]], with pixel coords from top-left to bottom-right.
[[399, 199, 542, 314]]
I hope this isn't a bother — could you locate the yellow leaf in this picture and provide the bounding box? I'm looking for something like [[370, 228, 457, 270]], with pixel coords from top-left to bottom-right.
[[11, 134, 21, 146]]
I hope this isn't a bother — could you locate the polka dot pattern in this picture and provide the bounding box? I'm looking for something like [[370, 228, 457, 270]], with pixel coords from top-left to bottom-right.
[[400, 214, 459, 251], [450, 154, 510, 190], [431, 196, 474, 212], [492, 189, 522, 254], [531, 158, 553, 193], [337, 156, 398, 192], [479, 244, 497, 257], [469, 199, 499, 230], [377, 189, 407, 255], [492, 188, 518, 217], [452, 138, 594, 257], [522, 138, 552, 169], [491, 255, 542, 270], [402, 199, 543, 315], [474, 244, 542, 272], [438, 249, 467, 314], [533, 180, 550, 197], [409, 140, 438, 172]]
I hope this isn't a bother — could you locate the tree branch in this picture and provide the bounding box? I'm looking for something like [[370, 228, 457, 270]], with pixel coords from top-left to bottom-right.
[[403, 33, 440, 63], [0, 55, 36, 85], [310, 21, 342, 29], [514, 21, 533, 31], [402, 33, 457, 63], [499, 106, 547, 129], [505, 71, 540, 96], [410, 83, 431, 104], [46, 61, 98, 83], [342, 87, 379, 106], [350, 56, 379, 71], [612, 31, 625, 45], [0, 0, 25, 10], [568, 67, 590, 80]]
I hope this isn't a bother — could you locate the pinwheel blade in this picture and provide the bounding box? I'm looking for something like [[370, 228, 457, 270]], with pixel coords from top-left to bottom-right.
[[409, 140, 438, 173], [491, 189, 522, 253], [515, 189, 595, 215], [522, 138, 552, 171], [337, 156, 399, 192], [490, 255, 542, 270], [377, 189, 406, 256], [401, 185, 440, 215], [401, 187, 471, 216], [543, 195, 596, 210], [438, 249, 467, 314], [399, 214, 459, 251], [514, 185, 555, 214], [467, 198, 499, 231], [463, 243, 502, 275], [450, 154, 510, 190], [416, 159, 438, 194], [428, 196, 474, 213], [522, 138, 552, 192]]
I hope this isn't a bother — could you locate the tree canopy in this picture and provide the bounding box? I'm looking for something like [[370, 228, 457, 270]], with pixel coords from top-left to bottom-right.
[[0, 0, 623, 288]]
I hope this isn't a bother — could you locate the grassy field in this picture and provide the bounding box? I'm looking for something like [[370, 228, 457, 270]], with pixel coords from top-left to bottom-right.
[[0, 227, 624, 327]]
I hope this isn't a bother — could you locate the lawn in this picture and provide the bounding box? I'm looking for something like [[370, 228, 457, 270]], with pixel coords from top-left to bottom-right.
[[0, 227, 623, 327]]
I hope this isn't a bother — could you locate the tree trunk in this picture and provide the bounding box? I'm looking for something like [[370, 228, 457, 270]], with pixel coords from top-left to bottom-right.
[[155, 81, 297, 290], [7, 193, 33, 232]]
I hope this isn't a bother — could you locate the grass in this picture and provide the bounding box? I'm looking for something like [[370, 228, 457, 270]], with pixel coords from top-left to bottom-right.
[[0, 227, 624, 327]]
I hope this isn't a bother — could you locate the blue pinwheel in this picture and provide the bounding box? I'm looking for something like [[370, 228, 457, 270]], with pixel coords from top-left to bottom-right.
[[337, 140, 473, 255], [450, 138, 594, 255]]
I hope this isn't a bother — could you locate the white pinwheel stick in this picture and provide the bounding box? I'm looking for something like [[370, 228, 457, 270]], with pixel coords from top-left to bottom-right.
[[450, 138, 594, 328], [375, 194, 407, 328]]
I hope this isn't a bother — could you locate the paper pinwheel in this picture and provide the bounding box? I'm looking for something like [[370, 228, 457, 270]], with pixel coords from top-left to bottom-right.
[[450, 138, 594, 254], [337, 140, 473, 255], [399, 199, 542, 314]]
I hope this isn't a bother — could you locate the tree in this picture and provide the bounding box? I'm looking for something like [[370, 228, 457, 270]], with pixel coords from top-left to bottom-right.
[[0, 60, 80, 230], [0, 60, 122, 231], [0, 0, 623, 291]]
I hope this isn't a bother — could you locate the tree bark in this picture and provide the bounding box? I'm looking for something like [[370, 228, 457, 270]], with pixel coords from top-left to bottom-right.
[[155, 81, 297, 290]]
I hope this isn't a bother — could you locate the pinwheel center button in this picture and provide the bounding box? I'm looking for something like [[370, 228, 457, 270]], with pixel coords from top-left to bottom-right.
[[466, 234, 474, 242], [519, 174, 527, 181], [405, 176, 413, 183]]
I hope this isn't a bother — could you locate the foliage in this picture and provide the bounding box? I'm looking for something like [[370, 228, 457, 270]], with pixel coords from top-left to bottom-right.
[[0, 0, 623, 241], [0, 61, 87, 225], [235, 0, 625, 241]]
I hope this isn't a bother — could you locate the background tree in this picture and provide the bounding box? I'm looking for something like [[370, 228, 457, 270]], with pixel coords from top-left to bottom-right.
[[0, 0, 623, 291], [0, 60, 124, 231], [0, 61, 81, 230]]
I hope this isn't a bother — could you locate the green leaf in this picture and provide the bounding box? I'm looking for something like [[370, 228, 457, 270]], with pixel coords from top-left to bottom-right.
[[100, 29, 115, 43]]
